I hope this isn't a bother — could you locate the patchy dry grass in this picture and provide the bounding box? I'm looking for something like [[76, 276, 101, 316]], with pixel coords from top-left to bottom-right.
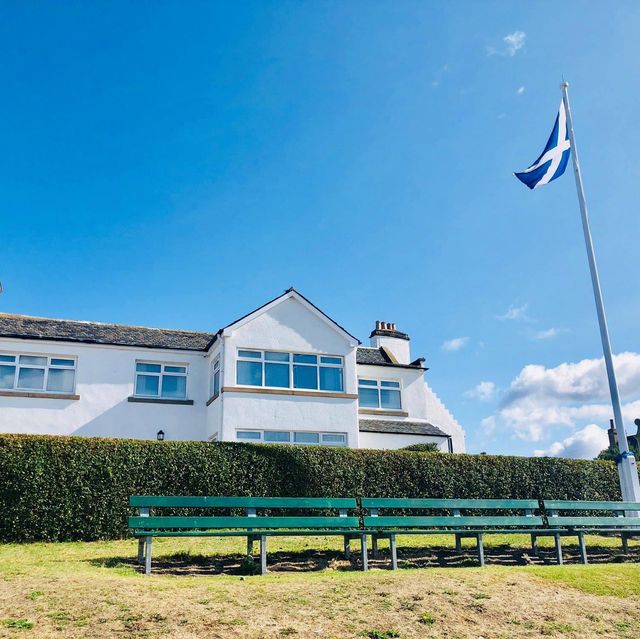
[[0, 535, 638, 638]]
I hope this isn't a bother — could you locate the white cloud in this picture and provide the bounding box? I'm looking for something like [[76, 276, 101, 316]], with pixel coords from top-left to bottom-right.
[[487, 31, 526, 57], [533, 328, 560, 340], [534, 424, 609, 459], [489, 352, 640, 443], [497, 303, 530, 321], [465, 381, 496, 401], [481, 416, 497, 435], [517, 86, 525, 95], [442, 337, 469, 352]]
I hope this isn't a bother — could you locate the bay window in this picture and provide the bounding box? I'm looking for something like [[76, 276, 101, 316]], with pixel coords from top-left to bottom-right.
[[236, 350, 344, 392], [358, 379, 401, 409]]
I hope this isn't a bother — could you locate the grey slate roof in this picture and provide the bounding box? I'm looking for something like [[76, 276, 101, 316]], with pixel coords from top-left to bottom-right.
[[0, 313, 217, 352], [356, 347, 426, 370], [359, 419, 448, 437]]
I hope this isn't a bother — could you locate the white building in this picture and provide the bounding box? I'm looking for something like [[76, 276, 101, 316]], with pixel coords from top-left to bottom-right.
[[0, 289, 465, 451]]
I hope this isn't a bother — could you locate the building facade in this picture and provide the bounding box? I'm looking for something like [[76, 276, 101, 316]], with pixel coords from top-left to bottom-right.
[[0, 289, 465, 451]]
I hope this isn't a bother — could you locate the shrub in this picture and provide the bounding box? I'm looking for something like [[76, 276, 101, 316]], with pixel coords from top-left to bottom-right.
[[0, 434, 622, 542], [402, 443, 441, 453]]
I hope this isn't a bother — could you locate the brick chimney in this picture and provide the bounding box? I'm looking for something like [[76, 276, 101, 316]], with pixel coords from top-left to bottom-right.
[[369, 321, 411, 364]]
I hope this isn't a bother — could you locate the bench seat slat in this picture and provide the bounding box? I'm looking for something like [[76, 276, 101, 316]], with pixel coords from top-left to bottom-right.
[[130, 496, 357, 509], [361, 498, 539, 510], [129, 516, 359, 530], [543, 501, 640, 511], [132, 529, 362, 537], [363, 516, 544, 528], [548, 516, 640, 527]]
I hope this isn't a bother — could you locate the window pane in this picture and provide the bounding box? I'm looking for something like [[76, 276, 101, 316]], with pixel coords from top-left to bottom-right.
[[322, 433, 346, 444], [237, 360, 262, 386], [47, 368, 75, 393], [264, 431, 291, 442], [358, 379, 377, 386], [17, 367, 45, 390], [293, 364, 318, 389], [293, 354, 317, 364], [164, 365, 186, 374], [265, 351, 289, 362], [358, 387, 379, 408], [0, 365, 16, 389], [294, 431, 319, 444], [237, 431, 261, 440], [238, 350, 261, 359], [0, 355, 16, 363], [50, 358, 74, 367], [320, 356, 342, 365], [136, 363, 161, 373], [19, 355, 47, 366], [136, 374, 159, 396], [320, 366, 343, 392], [161, 375, 187, 398], [265, 362, 289, 388], [213, 371, 220, 397], [380, 381, 400, 388], [380, 389, 401, 409]]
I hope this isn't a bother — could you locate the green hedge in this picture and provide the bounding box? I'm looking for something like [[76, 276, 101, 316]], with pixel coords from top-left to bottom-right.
[[0, 434, 621, 543]]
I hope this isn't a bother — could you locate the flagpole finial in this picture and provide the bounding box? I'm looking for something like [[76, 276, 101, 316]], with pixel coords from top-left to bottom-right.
[[560, 81, 569, 89]]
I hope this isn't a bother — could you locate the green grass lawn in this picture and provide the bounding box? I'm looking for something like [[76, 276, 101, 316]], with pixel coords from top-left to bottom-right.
[[0, 534, 638, 638]]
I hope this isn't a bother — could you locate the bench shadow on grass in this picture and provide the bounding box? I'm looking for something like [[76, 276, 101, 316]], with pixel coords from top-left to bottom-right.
[[87, 542, 640, 576]]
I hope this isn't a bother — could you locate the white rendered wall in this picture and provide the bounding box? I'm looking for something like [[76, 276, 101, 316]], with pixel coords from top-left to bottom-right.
[[218, 297, 359, 446], [358, 431, 449, 450], [0, 337, 209, 441], [424, 381, 466, 452]]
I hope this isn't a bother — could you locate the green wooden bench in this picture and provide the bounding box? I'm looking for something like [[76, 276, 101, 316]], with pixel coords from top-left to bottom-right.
[[361, 498, 544, 569], [541, 500, 640, 564], [129, 496, 360, 575]]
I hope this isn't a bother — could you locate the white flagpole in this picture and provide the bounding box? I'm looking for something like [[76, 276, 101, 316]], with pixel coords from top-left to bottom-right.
[[560, 82, 640, 501]]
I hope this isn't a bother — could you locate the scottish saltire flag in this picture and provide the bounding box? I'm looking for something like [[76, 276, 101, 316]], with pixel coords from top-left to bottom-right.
[[515, 100, 571, 189]]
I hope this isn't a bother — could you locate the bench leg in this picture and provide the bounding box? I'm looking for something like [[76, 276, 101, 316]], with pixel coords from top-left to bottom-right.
[[372, 535, 379, 559], [137, 538, 145, 565], [259, 535, 267, 575], [530, 534, 538, 556], [344, 536, 351, 559], [622, 533, 629, 554], [360, 534, 368, 571], [476, 533, 485, 567], [455, 533, 462, 552], [578, 532, 588, 564], [144, 536, 152, 575], [554, 534, 563, 565], [247, 536, 254, 557], [390, 534, 398, 570]]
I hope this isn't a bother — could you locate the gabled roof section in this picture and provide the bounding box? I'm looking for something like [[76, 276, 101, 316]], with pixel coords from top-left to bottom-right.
[[356, 347, 427, 370], [0, 313, 216, 351], [221, 288, 361, 346]]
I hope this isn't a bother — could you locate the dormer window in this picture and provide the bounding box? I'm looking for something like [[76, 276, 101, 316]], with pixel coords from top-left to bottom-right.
[[236, 350, 344, 392], [358, 379, 401, 409]]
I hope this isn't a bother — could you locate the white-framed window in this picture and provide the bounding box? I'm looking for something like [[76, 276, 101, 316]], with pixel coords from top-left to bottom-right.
[[236, 350, 344, 392], [0, 353, 77, 394], [209, 355, 221, 400], [135, 361, 188, 399], [358, 378, 401, 409], [236, 429, 347, 447]]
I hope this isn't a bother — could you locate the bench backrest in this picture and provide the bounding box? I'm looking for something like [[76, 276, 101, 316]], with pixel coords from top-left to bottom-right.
[[543, 500, 640, 528], [361, 498, 544, 529], [129, 496, 359, 531]]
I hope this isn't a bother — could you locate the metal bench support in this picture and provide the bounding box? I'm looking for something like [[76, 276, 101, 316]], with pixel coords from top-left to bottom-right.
[[554, 533, 563, 565], [390, 534, 398, 570], [530, 534, 538, 556], [343, 536, 351, 559], [259, 535, 267, 575], [144, 536, 152, 575], [137, 539, 145, 565], [578, 532, 588, 564], [476, 533, 485, 567], [360, 534, 368, 571], [621, 534, 629, 554]]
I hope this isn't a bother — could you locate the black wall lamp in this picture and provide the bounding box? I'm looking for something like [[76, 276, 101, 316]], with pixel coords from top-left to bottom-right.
[[156, 430, 165, 441]]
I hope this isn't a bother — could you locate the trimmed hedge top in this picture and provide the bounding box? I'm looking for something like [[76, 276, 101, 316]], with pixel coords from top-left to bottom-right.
[[0, 434, 621, 542]]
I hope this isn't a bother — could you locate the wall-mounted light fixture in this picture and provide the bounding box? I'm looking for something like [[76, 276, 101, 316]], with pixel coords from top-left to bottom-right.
[[156, 430, 165, 441]]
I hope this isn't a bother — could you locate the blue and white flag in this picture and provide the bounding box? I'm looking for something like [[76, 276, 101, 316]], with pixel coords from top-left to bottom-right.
[[515, 100, 571, 189]]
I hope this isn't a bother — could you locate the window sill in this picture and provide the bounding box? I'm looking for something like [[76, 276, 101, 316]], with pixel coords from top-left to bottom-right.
[[128, 396, 194, 405], [358, 408, 409, 417], [0, 390, 80, 400], [206, 394, 220, 407], [222, 386, 357, 400]]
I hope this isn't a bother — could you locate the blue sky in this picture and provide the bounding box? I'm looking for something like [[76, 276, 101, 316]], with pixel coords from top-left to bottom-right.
[[2, 2, 640, 457]]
